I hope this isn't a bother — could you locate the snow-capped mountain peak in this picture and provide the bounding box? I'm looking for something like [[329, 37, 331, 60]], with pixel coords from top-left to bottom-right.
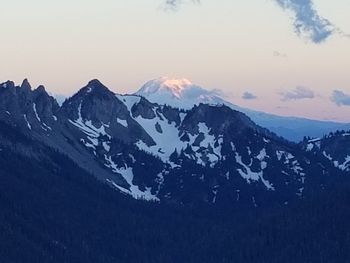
[[137, 77, 193, 99], [135, 77, 223, 109]]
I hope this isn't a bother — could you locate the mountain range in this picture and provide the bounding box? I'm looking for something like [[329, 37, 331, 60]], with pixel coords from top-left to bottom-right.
[[1, 78, 349, 207]]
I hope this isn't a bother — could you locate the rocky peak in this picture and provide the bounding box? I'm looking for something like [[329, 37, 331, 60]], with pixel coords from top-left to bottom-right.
[[59, 80, 156, 148], [20, 78, 32, 92], [0, 80, 15, 90], [131, 97, 157, 119], [0, 79, 59, 133], [181, 104, 257, 135], [61, 80, 128, 126], [88, 79, 106, 87], [83, 79, 114, 98], [32, 85, 57, 103], [35, 85, 46, 93], [62, 80, 118, 116], [32, 85, 60, 122]]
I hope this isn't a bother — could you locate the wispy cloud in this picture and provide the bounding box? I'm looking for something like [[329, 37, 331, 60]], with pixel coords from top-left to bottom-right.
[[163, 0, 345, 43], [242, 91, 258, 100], [273, 51, 287, 58], [279, 86, 315, 101], [163, 0, 181, 10], [273, 0, 336, 43], [331, 90, 350, 106], [162, 0, 199, 10]]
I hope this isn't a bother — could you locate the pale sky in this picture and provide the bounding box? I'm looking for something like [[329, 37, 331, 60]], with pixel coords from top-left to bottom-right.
[[0, 0, 349, 122]]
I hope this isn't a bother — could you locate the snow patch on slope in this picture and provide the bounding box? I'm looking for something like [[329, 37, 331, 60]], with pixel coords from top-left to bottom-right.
[[134, 114, 223, 168], [115, 94, 141, 112], [104, 155, 159, 201], [33, 103, 52, 131], [135, 112, 186, 161], [323, 151, 350, 171], [235, 148, 274, 191], [23, 115, 31, 130]]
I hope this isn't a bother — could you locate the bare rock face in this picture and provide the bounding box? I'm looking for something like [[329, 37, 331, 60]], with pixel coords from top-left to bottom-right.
[[131, 97, 156, 119], [60, 79, 155, 146], [0, 79, 59, 134], [302, 132, 350, 172]]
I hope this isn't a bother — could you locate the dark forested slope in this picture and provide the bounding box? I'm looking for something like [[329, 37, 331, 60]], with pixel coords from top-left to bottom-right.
[[1, 122, 350, 263]]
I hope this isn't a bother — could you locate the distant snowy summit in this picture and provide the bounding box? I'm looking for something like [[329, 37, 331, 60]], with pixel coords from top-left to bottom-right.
[[135, 77, 225, 110], [137, 77, 193, 99]]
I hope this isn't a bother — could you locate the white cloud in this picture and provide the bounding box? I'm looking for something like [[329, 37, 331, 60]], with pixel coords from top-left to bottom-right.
[[279, 86, 315, 101], [163, 0, 341, 43], [331, 90, 350, 106], [242, 91, 258, 100]]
